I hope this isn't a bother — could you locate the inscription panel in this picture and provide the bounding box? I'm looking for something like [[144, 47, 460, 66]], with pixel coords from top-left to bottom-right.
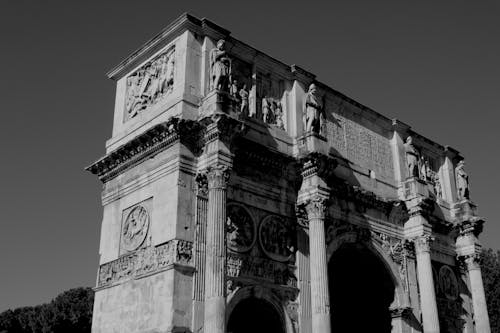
[[325, 103, 394, 181]]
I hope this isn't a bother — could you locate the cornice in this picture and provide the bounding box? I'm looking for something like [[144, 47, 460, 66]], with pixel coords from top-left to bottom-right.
[[86, 117, 203, 182]]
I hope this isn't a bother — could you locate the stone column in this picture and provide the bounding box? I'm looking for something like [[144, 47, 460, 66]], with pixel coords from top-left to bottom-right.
[[414, 235, 440, 333], [303, 195, 331, 333], [465, 254, 491, 333], [204, 165, 230, 333]]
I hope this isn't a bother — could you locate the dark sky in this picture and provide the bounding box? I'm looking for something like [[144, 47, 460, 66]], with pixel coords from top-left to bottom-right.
[[1, 0, 499, 312]]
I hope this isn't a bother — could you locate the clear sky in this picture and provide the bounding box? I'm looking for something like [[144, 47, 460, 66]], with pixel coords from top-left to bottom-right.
[[1, 0, 499, 312]]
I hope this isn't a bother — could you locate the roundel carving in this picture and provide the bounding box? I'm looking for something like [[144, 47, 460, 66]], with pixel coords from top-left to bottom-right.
[[259, 215, 293, 262], [122, 205, 150, 251], [226, 204, 256, 253], [438, 265, 459, 300]]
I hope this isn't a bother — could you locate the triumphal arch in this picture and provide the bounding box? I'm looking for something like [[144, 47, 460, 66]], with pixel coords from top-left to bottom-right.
[[87, 14, 491, 333]]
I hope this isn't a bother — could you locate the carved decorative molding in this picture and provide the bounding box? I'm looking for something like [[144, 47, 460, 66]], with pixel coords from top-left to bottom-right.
[[331, 180, 396, 216], [226, 252, 297, 288], [195, 172, 208, 198], [460, 253, 482, 271], [455, 217, 484, 238], [97, 239, 193, 289], [202, 113, 246, 147], [413, 234, 434, 254], [86, 117, 203, 182], [299, 152, 337, 182]]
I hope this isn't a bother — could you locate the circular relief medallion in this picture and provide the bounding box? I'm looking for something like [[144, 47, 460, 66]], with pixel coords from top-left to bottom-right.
[[226, 204, 256, 252], [259, 215, 293, 262], [122, 205, 150, 251], [438, 265, 459, 300]]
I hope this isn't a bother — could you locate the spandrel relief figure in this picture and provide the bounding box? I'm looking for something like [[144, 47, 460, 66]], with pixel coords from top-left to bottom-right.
[[210, 39, 231, 92], [404, 136, 420, 178], [303, 83, 324, 134], [456, 160, 470, 200], [239, 84, 249, 116]]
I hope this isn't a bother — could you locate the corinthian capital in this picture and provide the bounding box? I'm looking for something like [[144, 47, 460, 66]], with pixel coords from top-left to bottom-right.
[[296, 194, 328, 226], [463, 253, 482, 271], [413, 234, 434, 254], [206, 165, 230, 190]]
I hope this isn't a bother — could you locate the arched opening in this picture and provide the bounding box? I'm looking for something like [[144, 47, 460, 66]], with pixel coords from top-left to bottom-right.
[[227, 297, 285, 333], [329, 244, 395, 332]]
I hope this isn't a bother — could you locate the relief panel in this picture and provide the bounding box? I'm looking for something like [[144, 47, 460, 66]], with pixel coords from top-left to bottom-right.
[[124, 46, 175, 121], [120, 198, 153, 255]]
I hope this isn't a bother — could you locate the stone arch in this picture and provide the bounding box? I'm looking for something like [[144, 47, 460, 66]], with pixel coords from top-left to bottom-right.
[[325, 228, 407, 309], [226, 285, 295, 333]]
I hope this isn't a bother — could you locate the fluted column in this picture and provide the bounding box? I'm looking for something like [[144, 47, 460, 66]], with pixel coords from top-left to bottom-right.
[[204, 165, 230, 333], [304, 195, 331, 333], [465, 254, 491, 333], [414, 235, 440, 333]]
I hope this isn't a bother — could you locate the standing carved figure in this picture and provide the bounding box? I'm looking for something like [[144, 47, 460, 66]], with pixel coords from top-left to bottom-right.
[[239, 84, 249, 116], [455, 160, 470, 200], [303, 83, 323, 134], [262, 97, 270, 123], [404, 136, 420, 178], [434, 175, 442, 198], [210, 39, 231, 92]]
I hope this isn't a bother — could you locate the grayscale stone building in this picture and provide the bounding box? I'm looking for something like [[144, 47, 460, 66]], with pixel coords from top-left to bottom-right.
[[86, 13, 491, 333]]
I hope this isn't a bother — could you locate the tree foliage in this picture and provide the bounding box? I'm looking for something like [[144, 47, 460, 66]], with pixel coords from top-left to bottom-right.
[[0, 287, 93, 333], [482, 248, 500, 333]]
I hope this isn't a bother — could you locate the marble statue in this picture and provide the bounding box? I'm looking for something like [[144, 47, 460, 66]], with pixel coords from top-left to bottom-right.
[[274, 102, 284, 129], [434, 175, 442, 198], [210, 39, 231, 92], [239, 85, 249, 116], [262, 97, 270, 123], [456, 160, 470, 200], [230, 80, 238, 98], [404, 136, 419, 178], [303, 83, 323, 134]]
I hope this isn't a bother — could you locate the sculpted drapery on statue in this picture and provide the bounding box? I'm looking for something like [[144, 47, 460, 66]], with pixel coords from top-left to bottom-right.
[[455, 160, 470, 200], [210, 39, 232, 92], [303, 83, 324, 134], [404, 136, 420, 178]]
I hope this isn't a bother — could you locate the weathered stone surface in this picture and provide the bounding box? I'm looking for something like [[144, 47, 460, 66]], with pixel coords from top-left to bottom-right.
[[87, 13, 489, 333]]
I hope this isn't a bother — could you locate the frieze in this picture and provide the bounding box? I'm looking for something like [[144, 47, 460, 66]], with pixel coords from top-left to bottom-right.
[[86, 117, 203, 182], [226, 252, 297, 288], [437, 265, 459, 301], [97, 239, 193, 289], [125, 46, 175, 120]]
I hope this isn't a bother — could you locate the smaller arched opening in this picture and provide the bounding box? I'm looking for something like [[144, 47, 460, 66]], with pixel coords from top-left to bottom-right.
[[227, 296, 285, 333], [329, 243, 396, 332]]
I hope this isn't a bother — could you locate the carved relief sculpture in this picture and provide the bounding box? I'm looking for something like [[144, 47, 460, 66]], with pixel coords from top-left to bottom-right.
[[239, 84, 249, 116], [404, 136, 420, 178], [125, 47, 175, 119], [259, 215, 294, 262], [455, 160, 470, 200], [122, 205, 150, 252], [303, 83, 324, 134], [226, 204, 256, 253], [438, 265, 459, 300], [210, 39, 231, 92]]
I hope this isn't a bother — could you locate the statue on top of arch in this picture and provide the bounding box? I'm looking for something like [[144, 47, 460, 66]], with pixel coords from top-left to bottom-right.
[[210, 39, 232, 92], [303, 83, 325, 135]]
